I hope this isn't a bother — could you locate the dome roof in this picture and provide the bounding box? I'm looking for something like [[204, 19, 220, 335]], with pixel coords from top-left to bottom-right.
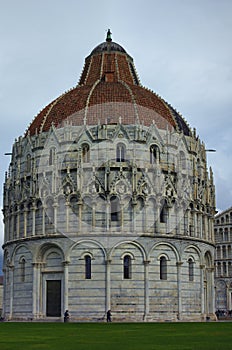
[[90, 41, 127, 55], [26, 32, 191, 137]]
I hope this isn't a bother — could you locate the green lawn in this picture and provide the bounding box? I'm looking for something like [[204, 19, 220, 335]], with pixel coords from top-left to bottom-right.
[[0, 322, 231, 350]]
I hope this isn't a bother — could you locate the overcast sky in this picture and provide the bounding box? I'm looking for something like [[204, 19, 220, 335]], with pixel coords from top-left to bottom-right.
[[0, 0, 232, 255]]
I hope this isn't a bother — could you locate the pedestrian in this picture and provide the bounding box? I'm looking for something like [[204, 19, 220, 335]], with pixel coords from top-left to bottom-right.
[[64, 309, 70, 322], [106, 309, 112, 322]]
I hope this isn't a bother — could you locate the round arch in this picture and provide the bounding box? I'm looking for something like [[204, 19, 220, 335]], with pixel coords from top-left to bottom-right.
[[108, 240, 147, 261], [148, 241, 180, 262], [183, 244, 202, 263], [36, 242, 65, 263], [68, 239, 107, 261], [11, 243, 31, 262]]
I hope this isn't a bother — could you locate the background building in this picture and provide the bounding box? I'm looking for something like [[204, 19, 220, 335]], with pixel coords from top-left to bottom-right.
[[214, 207, 232, 314], [2, 32, 216, 322]]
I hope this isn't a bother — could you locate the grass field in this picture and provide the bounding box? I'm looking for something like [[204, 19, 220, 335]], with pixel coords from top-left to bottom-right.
[[0, 322, 232, 350]]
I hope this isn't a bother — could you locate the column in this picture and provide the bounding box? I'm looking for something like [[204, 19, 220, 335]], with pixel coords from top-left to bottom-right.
[[32, 204, 36, 236], [185, 209, 189, 236], [143, 202, 147, 233], [9, 265, 14, 320], [32, 263, 39, 318], [200, 264, 205, 315], [24, 207, 27, 238], [156, 206, 160, 234], [42, 206, 45, 235], [132, 202, 136, 233], [226, 284, 230, 312], [176, 261, 183, 320], [144, 260, 150, 320], [63, 261, 69, 312], [193, 211, 197, 237], [16, 210, 20, 239], [120, 200, 124, 231], [220, 261, 223, 276], [106, 199, 110, 232], [65, 202, 69, 232], [53, 202, 58, 233], [92, 202, 96, 229], [226, 262, 229, 277], [78, 202, 82, 232], [2, 268, 6, 318], [5, 214, 10, 243], [106, 259, 111, 312], [208, 267, 215, 314], [199, 214, 203, 239]]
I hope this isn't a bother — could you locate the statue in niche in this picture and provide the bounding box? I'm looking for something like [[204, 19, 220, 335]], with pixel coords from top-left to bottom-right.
[[63, 183, 72, 195]]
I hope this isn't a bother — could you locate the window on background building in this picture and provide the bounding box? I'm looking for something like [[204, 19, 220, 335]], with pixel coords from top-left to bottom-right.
[[188, 258, 194, 281], [82, 144, 90, 163], [116, 143, 126, 162], [85, 255, 91, 279], [160, 256, 167, 280], [123, 255, 132, 279]]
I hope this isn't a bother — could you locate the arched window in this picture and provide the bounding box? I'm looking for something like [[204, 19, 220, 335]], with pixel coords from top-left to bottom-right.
[[150, 145, 159, 164], [110, 196, 120, 223], [160, 256, 167, 280], [160, 200, 168, 223], [49, 147, 56, 166], [85, 255, 91, 279], [116, 143, 126, 162], [123, 255, 132, 279], [82, 143, 90, 163], [188, 258, 194, 281], [20, 258, 26, 282]]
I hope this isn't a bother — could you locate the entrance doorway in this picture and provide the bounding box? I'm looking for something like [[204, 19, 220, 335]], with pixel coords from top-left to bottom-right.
[[46, 280, 61, 317]]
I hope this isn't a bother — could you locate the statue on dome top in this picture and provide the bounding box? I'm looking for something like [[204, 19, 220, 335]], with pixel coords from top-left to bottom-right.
[[106, 29, 112, 42]]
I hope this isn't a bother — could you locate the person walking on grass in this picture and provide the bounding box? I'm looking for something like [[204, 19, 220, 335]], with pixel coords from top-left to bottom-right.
[[107, 309, 112, 322]]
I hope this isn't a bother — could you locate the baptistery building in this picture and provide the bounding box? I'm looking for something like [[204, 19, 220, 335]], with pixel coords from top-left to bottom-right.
[[2, 31, 216, 322]]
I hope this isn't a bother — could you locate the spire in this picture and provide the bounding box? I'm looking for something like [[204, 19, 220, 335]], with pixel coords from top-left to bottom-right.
[[106, 29, 112, 42]]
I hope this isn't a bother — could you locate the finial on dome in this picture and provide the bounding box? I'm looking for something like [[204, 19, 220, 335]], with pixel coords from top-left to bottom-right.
[[106, 29, 112, 42]]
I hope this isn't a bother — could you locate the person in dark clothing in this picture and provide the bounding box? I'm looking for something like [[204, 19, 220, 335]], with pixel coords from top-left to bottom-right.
[[106, 309, 112, 322], [64, 310, 70, 322]]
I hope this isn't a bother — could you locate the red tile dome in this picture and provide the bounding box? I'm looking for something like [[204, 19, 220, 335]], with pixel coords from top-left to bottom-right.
[[26, 32, 191, 136]]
